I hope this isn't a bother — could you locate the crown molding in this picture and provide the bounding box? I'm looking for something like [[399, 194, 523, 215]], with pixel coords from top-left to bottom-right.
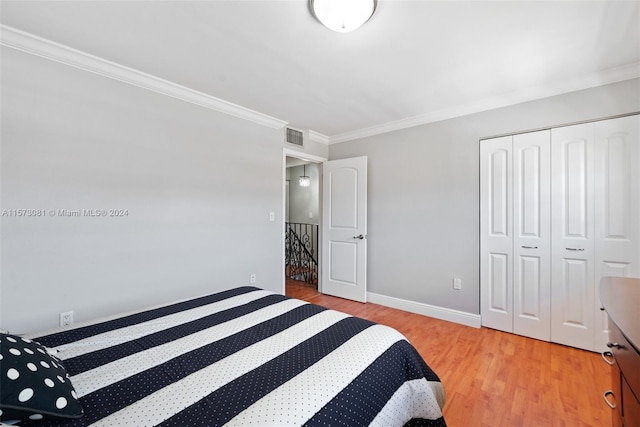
[[0, 25, 288, 130], [4, 25, 637, 142], [308, 130, 329, 145], [328, 61, 640, 144]]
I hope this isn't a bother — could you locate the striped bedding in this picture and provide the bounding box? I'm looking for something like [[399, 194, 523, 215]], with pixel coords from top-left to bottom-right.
[[21, 287, 446, 426]]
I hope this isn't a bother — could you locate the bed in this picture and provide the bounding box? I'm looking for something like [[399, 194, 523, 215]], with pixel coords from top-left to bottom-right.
[[1, 286, 446, 426]]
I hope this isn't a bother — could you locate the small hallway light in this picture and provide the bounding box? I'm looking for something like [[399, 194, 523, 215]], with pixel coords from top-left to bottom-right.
[[309, 0, 377, 33], [299, 164, 311, 187]]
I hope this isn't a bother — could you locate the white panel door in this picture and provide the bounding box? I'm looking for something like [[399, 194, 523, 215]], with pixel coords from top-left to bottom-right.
[[480, 136, 513, 332], [551, 123, 595, 351], [321, 156, 367, 302], [512, 130, 551, 341], [593, 114, 640, 351]]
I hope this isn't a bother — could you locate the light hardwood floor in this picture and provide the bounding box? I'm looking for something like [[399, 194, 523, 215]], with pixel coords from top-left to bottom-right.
[[286, 279, 612, 427]]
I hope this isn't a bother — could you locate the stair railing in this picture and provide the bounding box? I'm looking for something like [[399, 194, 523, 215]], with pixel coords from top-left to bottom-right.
[[285, 222, 318, 285]]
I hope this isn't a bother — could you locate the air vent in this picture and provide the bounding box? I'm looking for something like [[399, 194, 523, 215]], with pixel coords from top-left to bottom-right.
[[286, 127, 304, 146]]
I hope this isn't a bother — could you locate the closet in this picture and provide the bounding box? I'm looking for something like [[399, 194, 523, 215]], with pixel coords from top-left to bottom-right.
[[480, 114, 639, 352]]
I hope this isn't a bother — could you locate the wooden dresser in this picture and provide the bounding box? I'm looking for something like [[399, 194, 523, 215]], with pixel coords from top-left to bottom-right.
[[600, 277, 640, 427]]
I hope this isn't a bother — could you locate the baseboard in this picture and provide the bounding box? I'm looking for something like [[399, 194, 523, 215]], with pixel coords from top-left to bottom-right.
[[367, 292, 481, 328]]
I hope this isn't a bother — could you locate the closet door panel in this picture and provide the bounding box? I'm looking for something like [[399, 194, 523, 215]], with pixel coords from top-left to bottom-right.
[[559, 258, 591, 326], [551, 123, 595, 351], [594, 115, 640, 351], [488, 253, 510, 314], [595, 115, 640, 274], [481, 136, 513, 332], [516, 255, 544, 317], [513, 130, 551, 341], [564, 141, 589, 238]]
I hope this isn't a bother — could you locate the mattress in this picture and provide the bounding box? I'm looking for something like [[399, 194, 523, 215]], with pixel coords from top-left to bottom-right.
[[6, 287, 446, 426]]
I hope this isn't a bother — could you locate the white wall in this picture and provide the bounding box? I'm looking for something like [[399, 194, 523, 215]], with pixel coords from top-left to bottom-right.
[[0, 47, 285, 334], [291, 139, 329, 161], [329, 78, 640, 315]]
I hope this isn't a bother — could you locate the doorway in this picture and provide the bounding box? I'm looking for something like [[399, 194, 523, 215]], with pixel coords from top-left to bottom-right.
[[284, 156, 322, 293], [282, 149, 326, 293]]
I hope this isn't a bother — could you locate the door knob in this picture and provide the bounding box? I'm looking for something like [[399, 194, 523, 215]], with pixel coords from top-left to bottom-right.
[[353, 234, 364, 240]]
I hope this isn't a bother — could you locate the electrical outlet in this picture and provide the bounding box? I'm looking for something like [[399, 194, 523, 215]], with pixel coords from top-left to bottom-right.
[[453, 277, 462, 290], [60, 311, 74, 327], [250, 273, 257, 284]]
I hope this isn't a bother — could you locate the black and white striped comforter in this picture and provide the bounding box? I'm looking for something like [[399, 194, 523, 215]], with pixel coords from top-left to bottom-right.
[[23, 287, 446, 426]]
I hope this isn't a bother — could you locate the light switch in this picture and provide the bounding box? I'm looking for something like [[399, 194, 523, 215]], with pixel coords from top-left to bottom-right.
[[269, 212, 275, 222]]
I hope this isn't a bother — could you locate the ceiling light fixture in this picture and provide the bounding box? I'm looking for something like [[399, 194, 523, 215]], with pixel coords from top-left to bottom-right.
[[299, 164, 311, 187], [309, 0, 377, 33]]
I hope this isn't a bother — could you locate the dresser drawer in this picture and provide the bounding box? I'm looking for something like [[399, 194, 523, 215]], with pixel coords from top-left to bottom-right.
[[609, 364, 623, 427], [622, 375, 640, 427], [609, 321, 640, 399]]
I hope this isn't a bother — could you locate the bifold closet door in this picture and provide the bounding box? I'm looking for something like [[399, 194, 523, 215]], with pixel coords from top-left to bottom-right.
[[512, 130, 551, 341], [481, 131, 551, 339], [594, 115, 640, 351], [550, 123, 595, 351], [480, 136, 513, 333], [483, 115, 638, 351]]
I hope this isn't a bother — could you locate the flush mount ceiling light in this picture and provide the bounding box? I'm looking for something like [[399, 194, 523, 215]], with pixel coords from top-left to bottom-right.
[[309, 0, 377, 33]]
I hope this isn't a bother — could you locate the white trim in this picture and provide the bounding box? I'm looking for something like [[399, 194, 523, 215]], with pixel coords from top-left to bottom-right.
[[329, 61, 640, 144], [0, 25, 288, 130], [367, 292, 481, 328], [282, 148, 327, 164], [308, 130, 330, 145]]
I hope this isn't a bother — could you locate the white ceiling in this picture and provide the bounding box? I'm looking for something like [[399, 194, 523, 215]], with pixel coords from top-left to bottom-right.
[[2, 1, 639, 142]]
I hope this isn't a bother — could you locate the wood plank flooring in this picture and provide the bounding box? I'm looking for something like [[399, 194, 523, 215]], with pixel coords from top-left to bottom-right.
[[286, 279, 612, 427]]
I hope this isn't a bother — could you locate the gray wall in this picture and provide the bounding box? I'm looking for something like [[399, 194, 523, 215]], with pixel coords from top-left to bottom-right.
[[2, 41, 637, 334], [1, 48, 285, 334], [287, 163, 320, 225], [329, 78, 640, 315]]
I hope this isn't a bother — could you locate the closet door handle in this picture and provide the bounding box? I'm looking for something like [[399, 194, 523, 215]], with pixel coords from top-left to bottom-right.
[[521, 245, 538, 249], [566, 248, 585, 251]]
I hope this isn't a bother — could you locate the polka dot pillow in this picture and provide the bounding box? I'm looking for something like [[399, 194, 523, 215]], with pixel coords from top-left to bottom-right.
[[0, 333, 84, 421]]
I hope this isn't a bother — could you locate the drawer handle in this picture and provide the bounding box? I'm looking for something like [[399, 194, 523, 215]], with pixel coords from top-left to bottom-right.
[[606, 342, 623, 350], [601, 351, 615, 366], [603, 390, 616, 409], [521, 245, 538, 249], [566, 247, 585, 251]]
